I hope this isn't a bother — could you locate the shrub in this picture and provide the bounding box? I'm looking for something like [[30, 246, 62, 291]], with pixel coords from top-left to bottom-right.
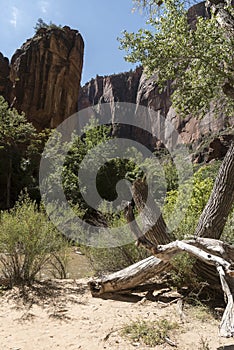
[[0, 193, 68, 286], [82, 243, 149, 274], [121, 318, 178, 346], [163, 162, 220, 239], [80, 202, 150, 274]]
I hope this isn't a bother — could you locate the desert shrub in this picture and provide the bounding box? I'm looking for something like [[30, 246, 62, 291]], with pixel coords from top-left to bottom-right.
[[0, 193, 69, 286], [80, 202, 150, 273], [121, 318, 178, 347], [82, 243, 149, 274], [170, 253, 200, 289]]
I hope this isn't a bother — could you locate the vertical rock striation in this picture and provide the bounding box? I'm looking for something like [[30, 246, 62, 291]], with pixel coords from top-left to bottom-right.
[[78, 67, 233, 159], [2, 26, 84, 130]]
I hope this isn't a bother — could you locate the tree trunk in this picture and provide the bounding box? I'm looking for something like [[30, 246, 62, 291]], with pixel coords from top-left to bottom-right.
[[132, 179, 173, 245], [194, 141, 234, 239], [192, 141, 234, 286]]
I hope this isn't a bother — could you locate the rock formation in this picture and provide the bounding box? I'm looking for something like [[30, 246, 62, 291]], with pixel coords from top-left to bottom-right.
[[78, 2, 233, 161], [0, 53, 11, 100], [78, 66, 233, 161], [1, 25, 84, 129]]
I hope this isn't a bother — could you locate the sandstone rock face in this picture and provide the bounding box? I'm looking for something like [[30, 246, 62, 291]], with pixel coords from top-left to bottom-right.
[[0, 53, 11, 100], [9, 26, 84, 129], [78, 67, 142, 110], [78, 67, 233, 158], [78, 0, 233, 158]]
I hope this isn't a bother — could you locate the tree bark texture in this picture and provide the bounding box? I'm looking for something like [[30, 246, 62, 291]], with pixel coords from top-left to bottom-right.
[[88, 255, 170, 296], [194, 140, 234, 239], [132, 179, 173, 245]]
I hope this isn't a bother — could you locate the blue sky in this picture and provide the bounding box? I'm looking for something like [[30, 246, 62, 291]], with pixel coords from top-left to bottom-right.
[[0, 0, 147, 85]]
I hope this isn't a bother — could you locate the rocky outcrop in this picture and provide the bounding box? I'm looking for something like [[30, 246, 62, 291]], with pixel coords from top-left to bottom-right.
[[78, 67, 143, 110], [78, 67, 233, 159], [0, 53, 11, 100], [78, 0, 232, 159], [1, 26, 84, 130]]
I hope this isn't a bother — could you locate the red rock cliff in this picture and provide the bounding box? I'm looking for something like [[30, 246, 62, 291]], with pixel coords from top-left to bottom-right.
[[0, 53, 11, 100], [2, 25, 84, 130], [78, 3, 233, 160], [78, 67, 233, 161]]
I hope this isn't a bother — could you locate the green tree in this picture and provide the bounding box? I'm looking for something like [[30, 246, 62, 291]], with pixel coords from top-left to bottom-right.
[[34, 18, 48, 31], [62, 120, 139, 219], [120, 0, 234, 240], [34, 18, 62, 33], [0, 96, 38, 208], [120, 0, 234, 116]]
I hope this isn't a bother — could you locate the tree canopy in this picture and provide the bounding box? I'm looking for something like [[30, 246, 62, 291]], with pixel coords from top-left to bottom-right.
[[0, 96, 43, 208], [120, 0, 234, 116]]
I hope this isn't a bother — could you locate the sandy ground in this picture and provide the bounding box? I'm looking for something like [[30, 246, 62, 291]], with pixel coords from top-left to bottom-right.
[[0, 279, 234, 350]]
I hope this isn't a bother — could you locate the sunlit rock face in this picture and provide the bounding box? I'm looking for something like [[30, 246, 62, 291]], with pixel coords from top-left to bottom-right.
[[8, 26, 84, 130]]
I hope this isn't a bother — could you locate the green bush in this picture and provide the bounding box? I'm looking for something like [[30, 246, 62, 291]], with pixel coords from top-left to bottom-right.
[[80, 202, 149, 274], [0, 193, 68, 286], [82, 243, 149, 274], [163, 162, 220, 239], [121, 318, 178, 346]]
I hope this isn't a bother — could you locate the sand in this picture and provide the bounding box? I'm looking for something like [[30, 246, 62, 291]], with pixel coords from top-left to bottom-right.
[[0, 279, 234, 350]]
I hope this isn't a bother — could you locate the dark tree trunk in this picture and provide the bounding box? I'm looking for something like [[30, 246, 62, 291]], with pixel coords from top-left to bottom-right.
[[194, 140, 234, 239], [132, 179, 173, 245]]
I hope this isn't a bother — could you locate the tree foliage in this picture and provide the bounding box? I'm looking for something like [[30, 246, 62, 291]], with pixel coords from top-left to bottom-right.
[[0, 192, 68, 286], [0, 96, 39, 208], [62, 120, 140, 217], [34, 18, 62, 33], [120, 0, 234, 116]]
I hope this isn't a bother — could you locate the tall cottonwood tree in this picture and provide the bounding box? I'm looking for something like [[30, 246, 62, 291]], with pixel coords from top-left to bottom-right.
[[119, 0, 234, 240], [89, 0, 234, 337]]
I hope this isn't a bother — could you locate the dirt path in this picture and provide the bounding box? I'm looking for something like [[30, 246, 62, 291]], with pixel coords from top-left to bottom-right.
[[0, 279, 233, 350]]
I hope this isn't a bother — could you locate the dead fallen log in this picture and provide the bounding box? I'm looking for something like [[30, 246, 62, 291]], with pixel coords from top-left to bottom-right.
[[88, 255, 170, 296], [154, 239, 234, 337], [154, 240, 233, 272], [88, 237, 234, 337]]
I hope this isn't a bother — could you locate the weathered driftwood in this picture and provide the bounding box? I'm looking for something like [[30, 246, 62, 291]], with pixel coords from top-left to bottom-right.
[[154, 239, 234, 337], [218, 266, 234, 337], [88, 255, 170, 296], [89, 237, 234, 337], [154, 240, 233, 272]]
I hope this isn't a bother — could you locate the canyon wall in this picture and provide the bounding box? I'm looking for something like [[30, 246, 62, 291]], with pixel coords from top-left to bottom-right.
[[0, 25, 84, 129], [78, 68, 233, 161], [78, 3, 233, 162]]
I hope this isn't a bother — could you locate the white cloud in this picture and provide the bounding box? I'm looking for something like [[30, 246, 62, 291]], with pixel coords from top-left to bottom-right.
[[10, 6, 19, 28], [39, 1, 49, 14]]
